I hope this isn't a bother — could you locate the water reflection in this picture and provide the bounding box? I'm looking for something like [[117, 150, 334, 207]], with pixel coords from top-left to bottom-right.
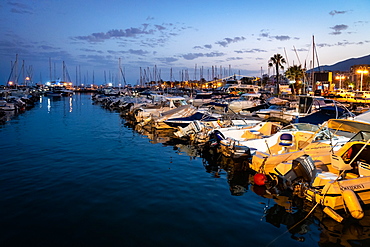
[[69, 97, 73, 112]]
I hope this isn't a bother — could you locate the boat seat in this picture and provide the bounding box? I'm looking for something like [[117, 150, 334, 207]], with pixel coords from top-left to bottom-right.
[[276, 133, 295, 154]]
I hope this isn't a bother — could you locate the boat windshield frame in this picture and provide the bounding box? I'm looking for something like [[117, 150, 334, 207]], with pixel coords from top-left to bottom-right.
[[281, 123, 320, 132], [348, 131, 370, 142]]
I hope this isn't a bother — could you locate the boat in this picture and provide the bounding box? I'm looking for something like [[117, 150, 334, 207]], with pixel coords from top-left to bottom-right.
[[44, 90, 62, 97], [173, 118, 262, 144], [255, 104, 298, 121], [163, 112, 220, 128], [189, 91, 214, 107], [208, 121, 282, 158], [257, 119, 370, 222], [255, 96, 353, 124], [227, 93, 262, 113], [144, 104, 198, 129], [0, 100, 16, 111], [133, 96, 190, 124]]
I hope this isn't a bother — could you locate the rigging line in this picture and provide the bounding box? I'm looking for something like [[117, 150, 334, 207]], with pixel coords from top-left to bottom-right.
[[293, 46, 302, 66]]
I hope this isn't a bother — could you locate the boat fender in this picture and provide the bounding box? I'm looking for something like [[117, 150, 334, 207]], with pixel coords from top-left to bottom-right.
[[343, 189, 364, 219], [254, 173, 267, 186], [323, 206, 343, 223]]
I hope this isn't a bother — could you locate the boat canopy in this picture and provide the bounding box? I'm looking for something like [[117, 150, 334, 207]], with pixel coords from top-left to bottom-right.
[[327, 119, 370, 133]]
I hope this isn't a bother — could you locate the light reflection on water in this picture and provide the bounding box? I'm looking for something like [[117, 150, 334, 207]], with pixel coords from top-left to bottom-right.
[[1, 93, 370, 247]]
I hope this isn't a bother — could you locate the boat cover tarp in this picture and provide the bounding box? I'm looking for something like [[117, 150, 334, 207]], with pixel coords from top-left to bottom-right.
[[296, 106, 347, 125]]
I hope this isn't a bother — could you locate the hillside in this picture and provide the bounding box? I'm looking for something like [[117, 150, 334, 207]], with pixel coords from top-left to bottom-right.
[[314, 54, 370, 72]]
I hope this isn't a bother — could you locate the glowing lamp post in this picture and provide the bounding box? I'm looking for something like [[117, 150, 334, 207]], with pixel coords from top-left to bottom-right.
[[335, 75, 345, 89], [357, 67, 369, 91]]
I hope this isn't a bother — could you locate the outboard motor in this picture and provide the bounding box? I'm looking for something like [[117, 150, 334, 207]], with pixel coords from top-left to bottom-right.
[[275, 154, 317, 185]]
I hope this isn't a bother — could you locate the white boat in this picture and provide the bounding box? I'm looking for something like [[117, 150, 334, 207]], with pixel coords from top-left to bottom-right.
[[0, 100, 16, 111], [133, 96, 189, 124], [255, 104, 298, 121], [189, 91, 213, 107], [174, 119, 262, 144], [227, 93, 262, 113], [208, 121, 282, 158]]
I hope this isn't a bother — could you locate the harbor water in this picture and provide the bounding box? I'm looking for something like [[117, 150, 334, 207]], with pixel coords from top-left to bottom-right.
[[0, 93, 360, 246]]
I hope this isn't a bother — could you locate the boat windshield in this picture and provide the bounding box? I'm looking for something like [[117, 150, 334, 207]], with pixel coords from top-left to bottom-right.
[[268, 105, 283, 110], [282, 123, 320, 132], [349, 131, 370, 142]]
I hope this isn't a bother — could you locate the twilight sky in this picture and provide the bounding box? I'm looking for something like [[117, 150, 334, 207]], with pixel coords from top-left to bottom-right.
[[1, 0, 369, 86]]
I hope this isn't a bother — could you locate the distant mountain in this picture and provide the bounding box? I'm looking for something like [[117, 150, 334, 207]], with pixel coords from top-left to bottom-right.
[[312, 54, 370, 72]]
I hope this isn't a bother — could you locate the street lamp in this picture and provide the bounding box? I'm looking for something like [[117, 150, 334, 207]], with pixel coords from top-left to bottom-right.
[[357, 67, 369, 91], [335, 74, 345, 89]]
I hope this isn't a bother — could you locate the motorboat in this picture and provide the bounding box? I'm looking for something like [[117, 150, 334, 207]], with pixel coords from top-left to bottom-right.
[[0, 100, 16, 111], [255, 119, 370, 222], [208, 121, 282, 158], [227, 93, 262, 113], [255, 104, 298, 121], [189, 91, 214, 107], [133, 96, 190, 123]]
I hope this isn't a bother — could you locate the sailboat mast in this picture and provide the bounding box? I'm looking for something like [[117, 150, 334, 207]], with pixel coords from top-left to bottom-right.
[[312, 35, 315, 91]]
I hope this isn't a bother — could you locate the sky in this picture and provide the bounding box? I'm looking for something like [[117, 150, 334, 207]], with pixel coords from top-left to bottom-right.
[[1, 0, 369, 86]]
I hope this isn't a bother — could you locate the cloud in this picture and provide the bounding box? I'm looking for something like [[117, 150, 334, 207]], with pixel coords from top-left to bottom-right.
[[157, 57, 179, 63], [215, 36, 245, 47], [193, 44, 212, 49], [329, 24, 348, 35], [155, 25, 166, 31], [8, 1, 33, 14], [226, 57, 243, 61], [38, 45, 60, 50], [106, 49, 150, 56], [74, 28, 152, 42], [271, 35, 291, 41], [257, 30, 298, 41], [73, 23, 189, 43], [182, 52, 225, 60], [329, 10, 348, 16], [127, 49, 150, 56], [315, 40, 367, 48], [234, 49, 267, 54], [260, 32, 269, 38], [80, 48, 104, 54]]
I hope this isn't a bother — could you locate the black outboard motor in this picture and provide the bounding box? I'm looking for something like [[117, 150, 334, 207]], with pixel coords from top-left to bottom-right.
[[275, 154, 317, 185]]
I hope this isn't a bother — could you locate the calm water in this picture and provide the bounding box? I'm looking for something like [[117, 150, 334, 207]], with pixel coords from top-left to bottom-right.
[[1, 93, 360, 247]]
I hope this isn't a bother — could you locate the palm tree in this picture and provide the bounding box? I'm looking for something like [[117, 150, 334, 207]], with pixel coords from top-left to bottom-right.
[[268, 54, 286, 94], [285, 65, 306, 94]]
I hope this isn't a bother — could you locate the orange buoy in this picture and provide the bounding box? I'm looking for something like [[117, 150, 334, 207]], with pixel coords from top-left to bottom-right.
[[254, 173, 267, 186]]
